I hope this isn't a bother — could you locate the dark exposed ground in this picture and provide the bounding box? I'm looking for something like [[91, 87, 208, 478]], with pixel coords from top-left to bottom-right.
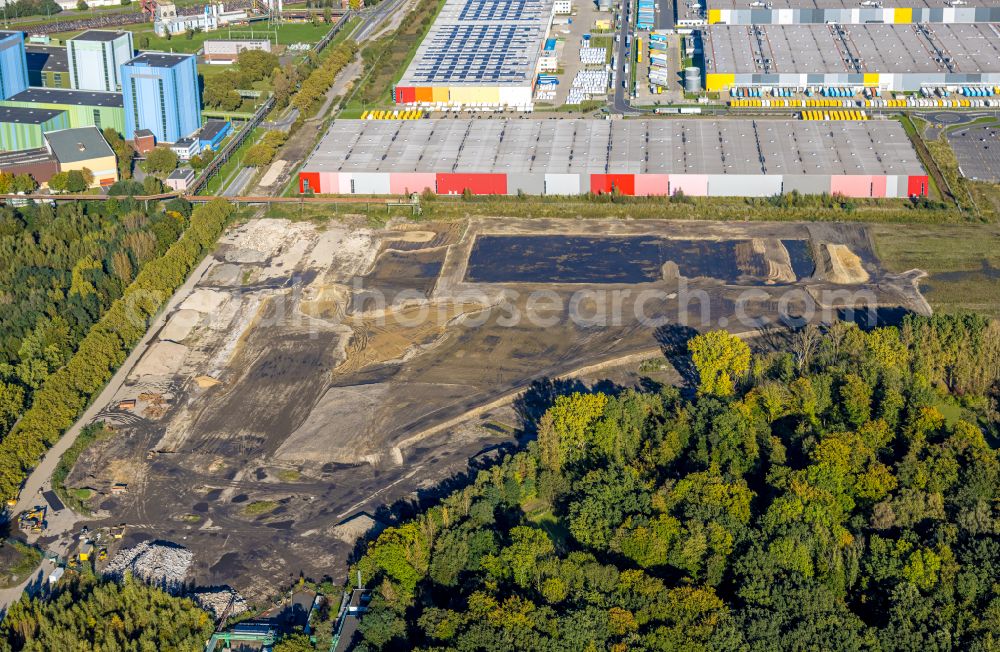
[[66, 217, 928, 601]]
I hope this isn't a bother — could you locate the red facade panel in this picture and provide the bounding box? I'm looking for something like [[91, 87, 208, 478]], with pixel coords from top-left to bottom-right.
[[299, 171, 321, 194], [907, 175, 929, 197], [395, 87, 417, 104], [435, 173, 507, 195], [590, 174, 635, 196]]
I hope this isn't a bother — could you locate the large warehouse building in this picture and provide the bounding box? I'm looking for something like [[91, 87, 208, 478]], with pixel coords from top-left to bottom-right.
[[700, 23, 1000, 93], [393, 0, 554, 109], [299, 119, 928, 198], [705, 0, 1000, 25]]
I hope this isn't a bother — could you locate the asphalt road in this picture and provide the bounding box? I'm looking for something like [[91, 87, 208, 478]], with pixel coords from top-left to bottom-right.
[[354, 0, 409, 42], [222, 166, 256, 197], [612, 1, 634, 114], [262, 107, 300, 132], [0, 254, 218, 614]]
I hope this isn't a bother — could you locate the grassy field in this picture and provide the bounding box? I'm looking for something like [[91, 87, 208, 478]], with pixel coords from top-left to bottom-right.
[[50, 19, 332, 53], [202, 126, 262, 195], [872, 223, 1000, 316], [341, 0, 446, 113], [0, 540, 42, 589]]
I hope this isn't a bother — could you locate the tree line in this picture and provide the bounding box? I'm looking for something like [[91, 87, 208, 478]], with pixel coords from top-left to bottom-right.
[[0, 199, 186, 439], [291, 40, 359, 117], [349, 315, 1000, 651], [0, 199, 234, 500], [0, 571, 212, 651]]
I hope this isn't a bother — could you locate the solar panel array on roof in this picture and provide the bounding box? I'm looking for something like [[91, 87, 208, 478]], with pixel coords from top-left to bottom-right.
[[398, 0, 554, 87]]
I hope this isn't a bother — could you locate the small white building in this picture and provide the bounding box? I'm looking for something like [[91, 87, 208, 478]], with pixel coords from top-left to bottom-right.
[[553, 0, 572, 14], [55, 0, 119, 9], [203, 39, 272, 64], [48, 567, 65, 585], [154, 3, 248, 37], [169, 137, 201, 161], [537, 54, 559, 72]]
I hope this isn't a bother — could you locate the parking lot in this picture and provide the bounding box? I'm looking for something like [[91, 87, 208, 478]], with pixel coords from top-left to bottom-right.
[[546, 0, 614, 107], [947, 123, 1000, 182]]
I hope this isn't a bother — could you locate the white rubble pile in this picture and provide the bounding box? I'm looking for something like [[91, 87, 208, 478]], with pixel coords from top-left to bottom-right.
[[193, 588, 250, 619], [103, 540, 193, 593]]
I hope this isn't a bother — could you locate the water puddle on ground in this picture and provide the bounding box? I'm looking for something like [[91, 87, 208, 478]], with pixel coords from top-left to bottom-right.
[[466, 235, 779, 284]]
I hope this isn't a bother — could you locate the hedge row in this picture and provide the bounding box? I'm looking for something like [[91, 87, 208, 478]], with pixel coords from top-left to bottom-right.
[[0, 199, 235, 500]]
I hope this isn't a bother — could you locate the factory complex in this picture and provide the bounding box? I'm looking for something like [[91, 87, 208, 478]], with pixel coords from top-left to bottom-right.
[[700, 23, 1000, 93], [299, 119, 928, 198], [394, 0, 556, 109], [704, 0, 1000, 25], [0, 28, 221, 190]]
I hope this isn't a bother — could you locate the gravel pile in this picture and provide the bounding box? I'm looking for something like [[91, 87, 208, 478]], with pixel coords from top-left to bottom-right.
[[103, 540, 193, 594]]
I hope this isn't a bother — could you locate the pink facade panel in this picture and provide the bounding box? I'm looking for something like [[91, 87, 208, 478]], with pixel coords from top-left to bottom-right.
[[390, 173, 437, 195], [669, 174, 708, 197], [634, 174, 670, 196], [318, 172, 339, 194], [869, 175, 887, 198], [337, 173, 353, 194], [830, 175, 872, 198]]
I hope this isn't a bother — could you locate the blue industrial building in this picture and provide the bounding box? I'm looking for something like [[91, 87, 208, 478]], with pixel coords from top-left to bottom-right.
[[120, 52, 200, 143], [198, 119, 231, 151], [0, 31, 30, 100]]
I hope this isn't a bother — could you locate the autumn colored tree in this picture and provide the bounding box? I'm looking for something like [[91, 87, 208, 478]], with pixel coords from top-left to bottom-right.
[[689, 331, 751, 396]]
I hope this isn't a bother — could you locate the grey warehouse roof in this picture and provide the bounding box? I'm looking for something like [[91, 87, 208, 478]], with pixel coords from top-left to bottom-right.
[[25, 45, 68, 73], [398, 0, 555, 87], [5, 87, 124, 108], [0, 106, 65, 124], [69, 30, 128, 42], [199, 120, 229, 140], [167, 167, 195, 179], [44, 127, 114, 164], [708, 0, 994, 8], [0, 146, 55, 167], [702, 23, 1000, 74], [304, 119, 925, 176]]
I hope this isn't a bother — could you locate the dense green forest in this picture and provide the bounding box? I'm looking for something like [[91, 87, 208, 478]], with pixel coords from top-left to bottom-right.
[[350, 316, 1000, 651], [0, 572, 212, 651], [0, 199, 234, 500], [0, 199, 187, 444]]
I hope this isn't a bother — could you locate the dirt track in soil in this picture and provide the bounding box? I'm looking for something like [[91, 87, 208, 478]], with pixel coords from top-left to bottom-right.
[[67, 216, 928, 601]]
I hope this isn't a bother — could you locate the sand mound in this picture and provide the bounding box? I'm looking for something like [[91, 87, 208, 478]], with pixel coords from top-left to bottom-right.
[[134, 341, 188, 377], [824, 244, 870, 284], [331, 513, 386, 544], [734, 239, 796, 284], [194, 375, 221, 388], [159, 309, 201, 342], [180, 289, 229, 314], [385, 230, 436, 243], [223, 219, 315, 263]]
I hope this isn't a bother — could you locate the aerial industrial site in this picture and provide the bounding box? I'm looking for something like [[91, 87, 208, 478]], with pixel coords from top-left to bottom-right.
[[0, 0, 997, 648]]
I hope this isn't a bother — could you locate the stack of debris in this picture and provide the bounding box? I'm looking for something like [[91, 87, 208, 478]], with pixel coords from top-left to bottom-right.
[[103, 540, 193, 594], [193, 587, 250, 619]]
